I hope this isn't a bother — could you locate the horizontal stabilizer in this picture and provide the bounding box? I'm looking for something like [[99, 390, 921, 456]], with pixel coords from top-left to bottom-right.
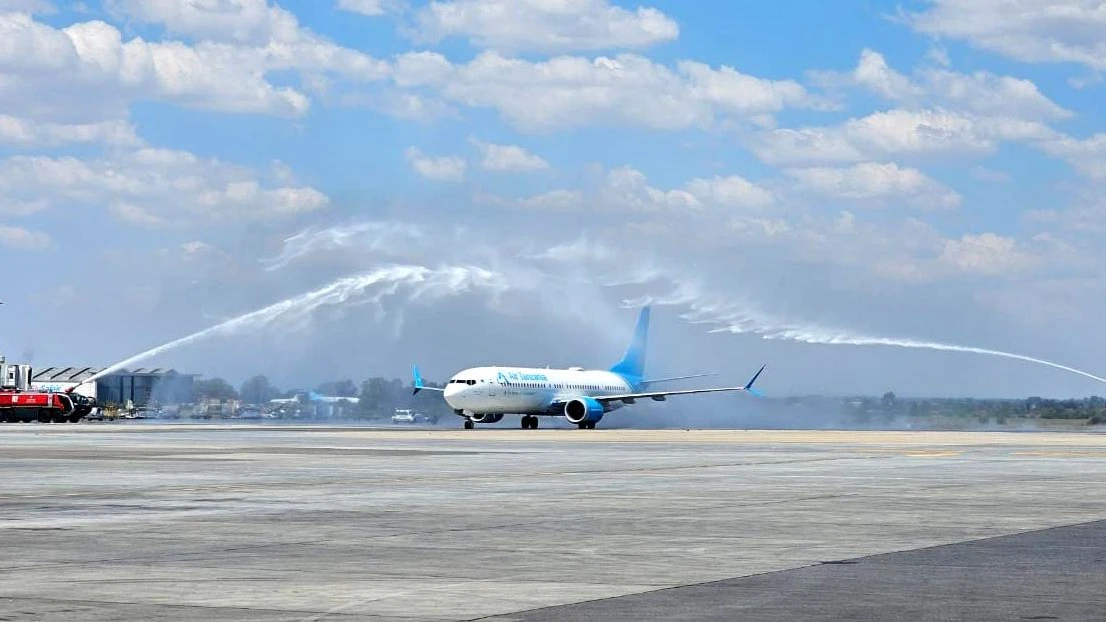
[[412, 364, 444, 395]]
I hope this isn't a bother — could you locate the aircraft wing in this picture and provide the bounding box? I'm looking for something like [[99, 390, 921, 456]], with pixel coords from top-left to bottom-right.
[[641, 372, 718, 385], [595, 365, 765, 404]]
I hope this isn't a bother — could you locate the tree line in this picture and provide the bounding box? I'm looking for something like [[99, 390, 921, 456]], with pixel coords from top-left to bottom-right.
[[193, 375, 454, 420]]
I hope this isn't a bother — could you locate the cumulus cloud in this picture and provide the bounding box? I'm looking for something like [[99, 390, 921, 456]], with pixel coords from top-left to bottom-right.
[[0, 13, 311, 121], [939, 232, 1028, 276], [0, 115, 139, 147], [0, 224, 50, 250], [903, 0, 1106, 70], [410, 0, 679, 53], [786, 162, 961, 209], [489, 166, 773, 213], [0, 0, 54, 12], [405, 146, 467, 181], [470, 139, 550, 171], [751, 108, 1055, 166], [0, 148, 329, 227], [337, 0, 400, 16], [0, 7, 390, 132], [821, 48, 1072, 121], [391, 50, 816, 131], [1039, 132, 1106, 180]]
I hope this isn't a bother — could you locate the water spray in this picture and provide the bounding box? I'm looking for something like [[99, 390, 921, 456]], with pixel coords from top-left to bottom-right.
[[76, 264, 511, 389], [623, 291, 1106, 388]]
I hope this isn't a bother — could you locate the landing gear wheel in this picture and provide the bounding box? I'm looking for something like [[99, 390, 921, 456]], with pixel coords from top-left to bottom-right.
[[588, 422, 597, 429], [520, 416, 530, 429], [530, 417, 539, 429], [464, 420, 474, 430], [68, 415, 81, 423], [577, 422, 587, 429]]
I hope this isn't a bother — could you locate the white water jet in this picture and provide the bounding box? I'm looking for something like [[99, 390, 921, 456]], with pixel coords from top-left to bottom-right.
[[83, 264, 510, 385], [624, 290, 1106, 387]]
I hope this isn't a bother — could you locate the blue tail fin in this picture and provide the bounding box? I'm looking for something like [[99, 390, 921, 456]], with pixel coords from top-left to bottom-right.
[[610, 306, 649, 381]]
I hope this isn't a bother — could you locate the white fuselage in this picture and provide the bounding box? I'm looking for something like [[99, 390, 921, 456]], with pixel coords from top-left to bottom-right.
[[443, 366, 635, 416]]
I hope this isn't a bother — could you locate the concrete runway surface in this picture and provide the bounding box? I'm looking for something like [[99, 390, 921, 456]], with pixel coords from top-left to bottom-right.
[[2, 424, 1106, 620]]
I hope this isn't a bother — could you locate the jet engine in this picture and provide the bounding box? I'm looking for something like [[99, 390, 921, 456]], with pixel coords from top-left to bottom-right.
[[564, 397, 604, 425], [470, 413, 504, 424]]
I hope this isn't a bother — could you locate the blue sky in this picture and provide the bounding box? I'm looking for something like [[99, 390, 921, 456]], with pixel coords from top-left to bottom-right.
[[3, 0, 1106, 398]]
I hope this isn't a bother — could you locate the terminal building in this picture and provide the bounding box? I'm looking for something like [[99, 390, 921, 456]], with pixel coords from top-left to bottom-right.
[[30, 367, 198, 406]]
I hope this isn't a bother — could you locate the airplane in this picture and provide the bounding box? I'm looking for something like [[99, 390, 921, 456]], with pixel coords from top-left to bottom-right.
[[268, 391, 360, 405], [411, 305, 765, 430]]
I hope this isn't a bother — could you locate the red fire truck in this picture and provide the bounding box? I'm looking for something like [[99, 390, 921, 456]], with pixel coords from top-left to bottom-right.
[[0, 357, 96, 423]]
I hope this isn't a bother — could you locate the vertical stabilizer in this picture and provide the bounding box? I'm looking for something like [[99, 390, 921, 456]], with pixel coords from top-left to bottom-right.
[[610, 306, 649, 380]]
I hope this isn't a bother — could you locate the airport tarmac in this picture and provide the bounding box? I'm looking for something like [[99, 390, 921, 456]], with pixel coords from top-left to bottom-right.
[[2, 424, 1106, 620]]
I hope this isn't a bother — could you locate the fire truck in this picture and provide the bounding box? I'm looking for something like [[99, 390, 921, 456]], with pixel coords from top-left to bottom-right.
[[0, 356, 97, 423]]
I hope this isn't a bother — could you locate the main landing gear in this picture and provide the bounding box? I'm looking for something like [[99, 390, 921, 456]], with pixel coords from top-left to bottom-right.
[[577, 421, 596, 429], [464, 420, 474, 430], [521, 415, 539, 429]]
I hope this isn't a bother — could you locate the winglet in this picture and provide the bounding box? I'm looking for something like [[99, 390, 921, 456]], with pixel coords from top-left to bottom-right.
[[743, 364, 766, 397], [412, 364, 425, 395]]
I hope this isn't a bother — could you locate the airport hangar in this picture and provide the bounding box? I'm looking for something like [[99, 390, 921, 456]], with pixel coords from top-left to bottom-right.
[[29, 366, 197, 406]]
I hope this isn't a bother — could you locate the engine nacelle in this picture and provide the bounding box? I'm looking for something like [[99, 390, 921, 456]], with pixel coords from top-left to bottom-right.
[[471, 413, 504, 424], [564, 397, 605, 425]]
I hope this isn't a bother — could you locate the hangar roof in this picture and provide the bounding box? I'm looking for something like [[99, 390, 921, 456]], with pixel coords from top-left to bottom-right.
[[30, 367, 197, 382]]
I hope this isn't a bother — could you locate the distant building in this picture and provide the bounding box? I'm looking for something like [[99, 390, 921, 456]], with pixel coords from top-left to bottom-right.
[[30, 367, 198, 406]]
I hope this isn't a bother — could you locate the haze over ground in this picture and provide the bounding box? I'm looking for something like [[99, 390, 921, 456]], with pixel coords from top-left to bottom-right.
[[3, 0, 1106, 399]]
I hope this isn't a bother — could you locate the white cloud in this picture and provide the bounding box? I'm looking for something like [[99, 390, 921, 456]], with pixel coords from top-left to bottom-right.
[[0, 115, 139, 147], [518, 189, 582, 209], [971, 166, 1011, 182], [337, 0, 399, 16], [0, 148, 329, 227], [470, 139, 550, 171], [0, 13, 312, 121], [826, 49, 1071, 121], [105, 0, 296, 44], [600, 166, 773, 211], [484, 167, 772, 213], [405, 146, 467, 181], [684, 175, 775, 210], [411, 0, 679, 53], [601, 166, 699, 210], [0, 8, 390, 133], [751, 108, 1054, 166], [786, 162, 961, 209], [477, 188, 583, 210], [939, 232, 1028, 276], [0, 224, 50, 250], [1039, 132, 1106, 179], [107, 0, 389, 77], [391, 50, 816, 131], [904, 0, 1106, 70], [0, 0, 54, 12]]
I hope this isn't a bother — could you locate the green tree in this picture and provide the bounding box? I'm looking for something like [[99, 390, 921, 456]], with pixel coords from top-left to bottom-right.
[[881, 391, 897, 412], [357, 378, 389, 418], [239, 375, 280, 404], [194, 377, 238, 401], [316, 379, 358, 397]]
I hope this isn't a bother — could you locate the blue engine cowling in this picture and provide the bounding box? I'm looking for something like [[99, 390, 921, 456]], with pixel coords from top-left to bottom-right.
[[564, 397, 604, 425], [471, 413, 504, 424]]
